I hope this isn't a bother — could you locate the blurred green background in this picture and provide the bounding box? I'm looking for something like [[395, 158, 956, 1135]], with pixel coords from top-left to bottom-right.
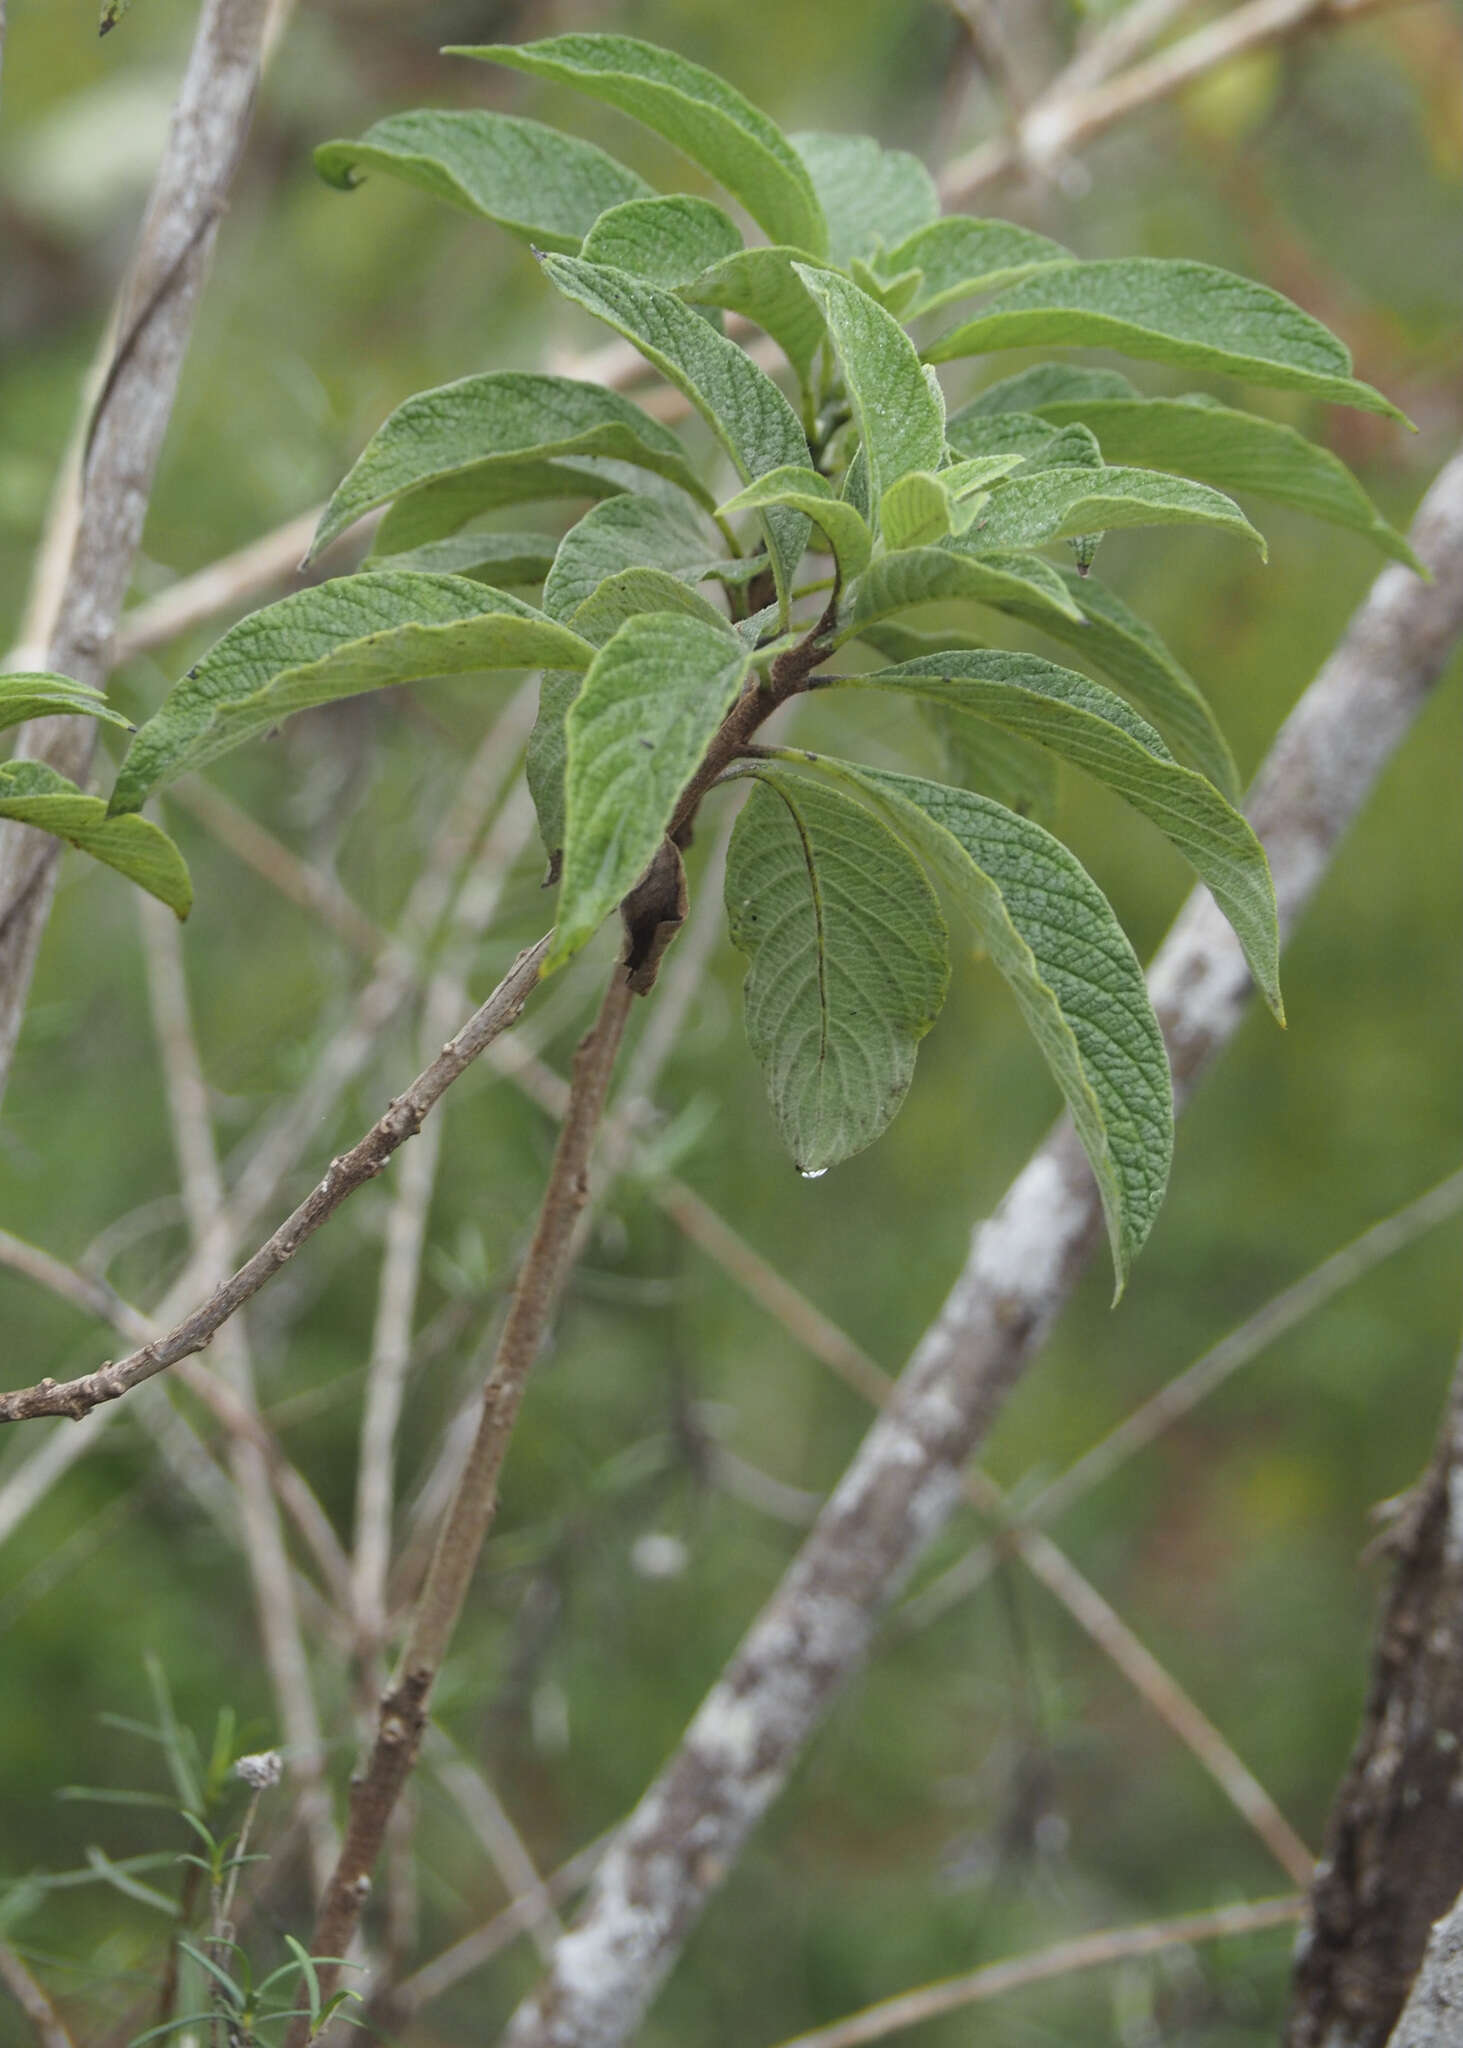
[[1, 2, 1461, 2042]]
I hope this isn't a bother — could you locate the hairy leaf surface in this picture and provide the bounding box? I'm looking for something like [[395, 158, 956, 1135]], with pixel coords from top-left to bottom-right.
[[795, 265, 945, 519], [0, 762, 192, 918], [112, 575, 592, 813], [925, 259, 1409, 420], [0, 674, 134, 736], [725, 772, 949, 1173], [581, 194, 742, 286], [551, 612, 752, 968], [457, 34, 827, 253], [312, 374, 710, 556], [366, 532, 558, 584], [314, 109, 652, 251], [681, 249, 826, 394], [369, 460, 636, 555], [877, 216, 1071, 319], [543, 494, 741, 621], [790, 132, 939, 266], [880, 471, 955, 551], [718, 468, 873, 585], [845, 545, 1084, 642], [967, 464, 1266, 556]]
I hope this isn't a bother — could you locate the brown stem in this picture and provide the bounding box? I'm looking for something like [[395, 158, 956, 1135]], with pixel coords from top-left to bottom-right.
[[285, 965, 635, 2036]]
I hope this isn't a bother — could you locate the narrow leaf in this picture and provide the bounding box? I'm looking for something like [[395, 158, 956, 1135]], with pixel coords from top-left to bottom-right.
[[314, 110, 652, 252], [111, 574, 592, 812], [455, 35, 828, 254], [847, 649, 1281, 1014], [877, 216, 1071, 319], [924, 258, 1410, 421], [551, 612, 752, 968], [0, 763, 192, 917], [844, 545, 1085, 644], [817, 759, 1173, 1287], [718, 467, 872, 585], [725, 772, 949, 1173], [312, 373, 710, 556], [541, 255, 812, 609], [790, 132, 939, 267], [581, 194, 742, 287], [365, 532, 557, 584], [794, 265, 945, 519], [681, 248, 826, 394], [965, 463, 1267, 557], [0, 673, 134, 736], [1033, 394, 1423, 569]]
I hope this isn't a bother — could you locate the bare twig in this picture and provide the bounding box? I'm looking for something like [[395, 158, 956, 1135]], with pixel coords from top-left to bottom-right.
[[0, 935, 551, 1424], [764, 1897, 1303, 2048], [501, 450, 1463, 2048], [1044, 0, 1201, 101], [428, 1732, 566, 1965], [0, 1939, 74, 2048], [0, 0, 273, 1106]]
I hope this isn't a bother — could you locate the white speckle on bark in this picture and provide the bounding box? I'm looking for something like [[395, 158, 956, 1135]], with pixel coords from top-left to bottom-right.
[[971, 1151, 1088, 1307]]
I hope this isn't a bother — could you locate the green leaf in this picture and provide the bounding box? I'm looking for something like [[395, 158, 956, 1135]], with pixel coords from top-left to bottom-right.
[[790, 132, 939, 267], [877, 216, 1071, 320], [526, 669, 580, 871], [940, 453, 1028, 498], [946, 407, 1076, 469], [456, 34, 827, 254], [370, 458, 634, 556], [581, 194, 742, 287], [718, 467, 872, 586], [0, 672, 134, 736], [551, 612, 753, 968], [844, 545, 1085, 644], [927, 704, 1059, 822], [725, 772, 949, 1173], [365, 532, 557, 584], [924, 259, 1410, 421], [111, 574, 593, 813], [845, 649, 1281, 1015], [1002, 567, 1240, 800], [541, 255, 812, 610], [794, 266, 945, 521], [312, 373, 711, 557], [313, 110, 652, 253], [680, 248, 826, 396], [963, 365, 1139, 415], [814, 759, 1172, 1287], [567, 567, 733, 647], [880, 471, 954, 551], [1032, 395, 1422, 570], [0, 763, 191, 917], [543, 494, 737, 621], [965, 463, 1267, 557]]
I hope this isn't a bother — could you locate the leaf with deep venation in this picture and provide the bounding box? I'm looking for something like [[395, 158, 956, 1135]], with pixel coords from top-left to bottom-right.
[[0, 673, 134, 736], [311, 373, 711, 557], [876, 216, 1071, 319], [880, 471, 954, 551], [541, 255, 812, 609], [455, 34, 827, 253], [725, 771, 949, 1173], [681, 249, 826, 394], [718, 468, 872, 586], [945, 409, 1074, 469], [581, 195, 742, 286], [543, 494, 741, 621], [790, 132, 939, 266], [965, 464, 1266, 557], [843, 545, 1084, 644], [370, 459, 639, 556], [816, 758, 1173, 1288], [111, 574, 593, 813], [550, 612, 752, 968], [795, 265, 945, 520], [0, 762, 191, 917], [964, 365, 1140, 415], [845, 649, 1281, 1015], [365, 532, 558, 584], [314, 109, 652, 251], [924, 259, 1410, 421]]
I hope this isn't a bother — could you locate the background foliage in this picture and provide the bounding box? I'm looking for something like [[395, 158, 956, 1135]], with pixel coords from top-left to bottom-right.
[[1, 2, 1460, 2042]]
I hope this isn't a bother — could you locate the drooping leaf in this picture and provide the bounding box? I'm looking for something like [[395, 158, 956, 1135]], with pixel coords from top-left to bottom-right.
[[526, 670, 580, 873], [1002, 567, 1240, 800], [543, 493, 740, 621], [551, 612, 753, 968], [964, 464, 1267, 557], [311, 373, 711, 557], [876, 216, 1071, 320], [816, 759, 1173, 1287], [1032, 395, 1422, 569], [0, 673, 134, 736], [790, 132, 939, 266], [313, 109, 652, 252], [725, 771, 949, 1173], [880, 471, 954, 551], [0, 762, 191, 918], [365, 532, 558, 584], [541, 255, 812, 610], [111, 574, 593, 813], [718, 468, 872, 586], [680, 248, 826, 395], [924, 259, 1410, 421], [844, 649, 1281, 1014], [843, 545, 1085, 645], [928, 705, 1060, 822], [580, 194, 742, 287], [455, 34, 828, 254], [370, 457, 636, 556], [963, 365, 1140, 415], [939, 452, 1028, 498], [795, 265, 945, 520]]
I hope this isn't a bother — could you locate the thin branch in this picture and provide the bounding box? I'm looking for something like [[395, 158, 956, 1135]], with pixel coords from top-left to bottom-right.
[[428, 1732, 566, 1965], [1043, 0, 1201, 100], [0, 935, 551, 1424], [0, 0, 273, 1106], [764, 1897, 1303, 2048], [501, 448, 1463, 2048], [0, 1940, 74, 2048]]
